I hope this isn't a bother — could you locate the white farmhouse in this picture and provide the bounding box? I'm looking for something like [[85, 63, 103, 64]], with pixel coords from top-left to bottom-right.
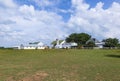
[[86, 38, 105, 48], [19, 42, 46, 49], [54, 39, 78, 49]]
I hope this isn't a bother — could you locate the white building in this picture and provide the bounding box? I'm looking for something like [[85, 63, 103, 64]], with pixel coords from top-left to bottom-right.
[[18, 42, 46, 49], [86, 38, 105, 48], [55, 40, 78, 49], [95, 42, 104, 48]]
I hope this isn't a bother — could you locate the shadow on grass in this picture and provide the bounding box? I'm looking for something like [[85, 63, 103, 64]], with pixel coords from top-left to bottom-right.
[[105, 54, 120, 58]]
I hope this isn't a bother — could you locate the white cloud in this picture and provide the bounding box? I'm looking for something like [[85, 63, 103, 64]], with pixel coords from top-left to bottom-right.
[[0, 2, 68, 46], [0, 0, 120, 46], [32, 0, 60, 9], [0, 25, 25, 44], [34, 0, 53, 7], [68, 0, 120, 40], [72, 0, 89, 11], [19, 5, 35, 16], [0, 0, 16, 8]]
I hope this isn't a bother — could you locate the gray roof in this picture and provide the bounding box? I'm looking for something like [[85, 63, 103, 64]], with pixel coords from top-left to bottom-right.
[[86, 38, 100, 44]]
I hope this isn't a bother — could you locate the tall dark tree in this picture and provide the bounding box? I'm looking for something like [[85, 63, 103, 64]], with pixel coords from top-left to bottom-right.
[[103, 38, 119, 47], [66, 33, 91, 46]]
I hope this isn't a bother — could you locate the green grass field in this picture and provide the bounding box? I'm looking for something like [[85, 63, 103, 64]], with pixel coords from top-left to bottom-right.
[[0, 49, 120, 81]]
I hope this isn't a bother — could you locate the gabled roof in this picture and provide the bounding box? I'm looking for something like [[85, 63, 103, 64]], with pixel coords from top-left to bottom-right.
[[51, 40, 64, 45], [60, 41, 78, 46], [29, 42, 39, 44], [23, 42, 44, 47], [86, 38, 100, 44]]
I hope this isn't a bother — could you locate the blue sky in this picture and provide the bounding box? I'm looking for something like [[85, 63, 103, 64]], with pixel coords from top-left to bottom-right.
[[0, 0, 120, 47], [13, 0, 120, 21], [85, 0, 120, 8]]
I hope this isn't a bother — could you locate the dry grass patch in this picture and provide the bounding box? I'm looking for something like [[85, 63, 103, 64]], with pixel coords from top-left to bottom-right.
[[20, 71, 48, 81]]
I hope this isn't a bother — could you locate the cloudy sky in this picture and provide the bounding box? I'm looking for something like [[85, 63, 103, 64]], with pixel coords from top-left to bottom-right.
[[0, 0, 120, 47]]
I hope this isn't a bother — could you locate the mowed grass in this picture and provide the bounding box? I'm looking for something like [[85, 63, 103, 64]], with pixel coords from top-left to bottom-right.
[[0, 49, 120, 81]]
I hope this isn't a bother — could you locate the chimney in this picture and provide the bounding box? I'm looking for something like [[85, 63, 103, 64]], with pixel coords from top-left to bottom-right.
[[56, 39, 59, 45]]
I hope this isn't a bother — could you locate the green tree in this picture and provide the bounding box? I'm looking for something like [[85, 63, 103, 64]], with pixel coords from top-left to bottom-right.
[[85, 41, 96, 47], [103, 38, 119, 47], [66, 33, 91, 46]]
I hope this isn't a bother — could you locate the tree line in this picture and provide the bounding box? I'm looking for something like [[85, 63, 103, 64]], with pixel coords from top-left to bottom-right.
[[56, 33, 120, 48]]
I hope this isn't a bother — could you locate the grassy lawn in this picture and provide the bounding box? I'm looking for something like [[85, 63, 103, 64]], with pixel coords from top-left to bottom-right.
[[0, 49, 120, 81]]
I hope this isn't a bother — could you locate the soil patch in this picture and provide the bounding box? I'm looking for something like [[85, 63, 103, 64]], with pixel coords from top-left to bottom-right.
[[20, 71, 48, 81]]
